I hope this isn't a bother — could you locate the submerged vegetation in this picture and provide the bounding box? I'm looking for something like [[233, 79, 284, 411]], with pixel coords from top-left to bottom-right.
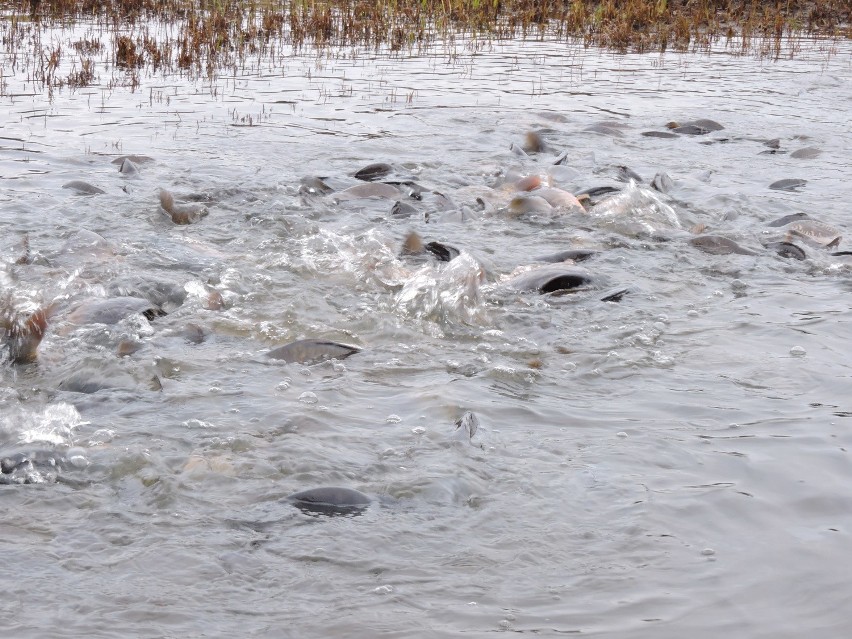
[[0, 0, 849, 93]]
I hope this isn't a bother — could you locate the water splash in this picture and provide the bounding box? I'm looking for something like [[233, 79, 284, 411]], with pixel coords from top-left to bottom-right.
[[1, 403, 84, 446], [395, 253, 488, 327], [589, 182, 682, 237]]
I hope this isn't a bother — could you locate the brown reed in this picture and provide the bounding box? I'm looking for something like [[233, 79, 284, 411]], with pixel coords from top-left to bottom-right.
[[1, 0, 848, 93]]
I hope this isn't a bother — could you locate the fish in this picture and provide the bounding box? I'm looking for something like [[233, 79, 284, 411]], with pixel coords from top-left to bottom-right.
[[769, 179, 807, 192], [66, 296, 162, 325], [522, 131, 550, 154], [508, 195, 553, 216], [266, 339, 360, 364], [354, 162, 393, 182], [285, 487, 372, 516], [334, 182, 400, 201], [1, 304, 55, 364], [782, 220, 841, 248], [764, 241, 807, 261], [689, 235, 757, 256], [503, 265, 594, 294], [535, 249, 599, 263], [62, 181, 105, 195], [159, 189, 209, 225], [119, 158, 140, 176], [789, 147, 821, 159]]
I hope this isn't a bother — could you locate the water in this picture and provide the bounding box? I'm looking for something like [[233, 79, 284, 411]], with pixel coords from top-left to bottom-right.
[[1, 29, 851, 637]]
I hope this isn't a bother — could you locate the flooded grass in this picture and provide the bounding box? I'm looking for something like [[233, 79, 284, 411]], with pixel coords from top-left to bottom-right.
[[1, 0, 849, 94]]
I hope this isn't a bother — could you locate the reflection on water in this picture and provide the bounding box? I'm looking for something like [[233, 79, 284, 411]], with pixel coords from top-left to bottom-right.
[[1, 30, 851, 638]]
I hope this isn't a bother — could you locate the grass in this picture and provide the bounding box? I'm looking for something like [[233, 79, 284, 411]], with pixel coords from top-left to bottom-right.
[[0, 1, 849, 93]]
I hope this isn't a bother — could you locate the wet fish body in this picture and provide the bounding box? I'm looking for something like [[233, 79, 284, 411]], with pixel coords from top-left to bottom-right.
[[769, 179, 807, 192], [783, 220, 841, 248], [266, 339, 360, 364], [764, 241, 807, 260], [768, 213, 811, 228], [535, 249, 599, 263], [159, 189, 208, 225], [790, 147, 821, 159], [354, 162, 393, 182], [641, 131, 679, 139], [690, 235, 757, 256], [66, 296, 159, 326], [62, 181, 105, 195], [503, 265, 594, 294], [285, 487, 372, 516], [335, 182, 400, 201], [1, 305, 53, 364]]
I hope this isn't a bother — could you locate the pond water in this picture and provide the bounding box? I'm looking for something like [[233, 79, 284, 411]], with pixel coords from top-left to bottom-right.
[[1, 27, 851, 638]]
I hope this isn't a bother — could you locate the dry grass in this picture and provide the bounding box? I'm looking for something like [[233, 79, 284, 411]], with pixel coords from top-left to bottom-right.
[[1, 0, 849, 93]]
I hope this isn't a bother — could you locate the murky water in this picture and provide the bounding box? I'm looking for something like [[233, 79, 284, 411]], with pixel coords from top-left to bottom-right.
[[2, 29, 851, 637]]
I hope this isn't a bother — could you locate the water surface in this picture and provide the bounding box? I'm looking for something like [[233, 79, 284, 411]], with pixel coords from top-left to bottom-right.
[[1, 32, 851, 638]]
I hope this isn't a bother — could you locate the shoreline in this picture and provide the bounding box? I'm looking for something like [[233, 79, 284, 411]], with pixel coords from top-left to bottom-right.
[[1, 0, 849, 94]]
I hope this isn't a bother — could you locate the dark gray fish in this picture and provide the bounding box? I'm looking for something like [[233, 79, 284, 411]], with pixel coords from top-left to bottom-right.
[[299, 176, 333, 196], [390, 200, 419, 217], [66, 296, 160, 325], [509, 143, 530, 158], [425, 242, 460, 262], [504, 266, 594, 294], [335, 182, 400, 201], [535, 249, 599, 263], [790, 147, 821, 159], [285, 487, 372, 516], [119, 158, 139, 176], [641, 131, 679, 139], [689, 235, 757, 256], [668, 119, 724, 132], [455, 411, 480, 440], [600, 288, 630, 303], [354, 162, 393, 182], [769, 179, 807, 191], [553, 151, 573, 165], [575, 185, 621, 199], [266, 339, 360, 364], [764, 241, 806, 260], [768, 212, 811, 227], [107, 277, 187, 313], [400, 232, 459, 262], [689, 119, 724, 131], [385, 181, 425, 200], [617, 166, 643, 183], [182, 323, 206, 344], [672, 124, 710, 135], [62, 181, 105, 195], [650, 172, 674, 193], [583, 123, 624, 137], [111, 154, 154, 165], [0, 449, 64, 484]]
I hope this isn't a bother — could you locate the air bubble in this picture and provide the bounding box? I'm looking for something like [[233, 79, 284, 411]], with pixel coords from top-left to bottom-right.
[[298, 392, 318, 404], [374, 585, 393, 595], [790, 346, 806, 357], [386, 414, 401, 424]]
